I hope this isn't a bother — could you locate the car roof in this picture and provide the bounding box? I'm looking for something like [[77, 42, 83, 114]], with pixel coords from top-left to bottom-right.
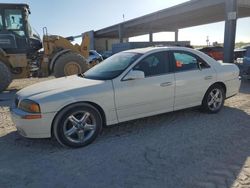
[[124, 46, 194, 54]]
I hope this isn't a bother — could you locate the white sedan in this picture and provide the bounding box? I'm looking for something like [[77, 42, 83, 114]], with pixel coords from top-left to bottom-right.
[[11, 47, 241, 148]]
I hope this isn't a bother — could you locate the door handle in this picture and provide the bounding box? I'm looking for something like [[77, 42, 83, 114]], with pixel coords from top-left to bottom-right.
[[160, 82, 173, 87], [204, 76, 213, 80]]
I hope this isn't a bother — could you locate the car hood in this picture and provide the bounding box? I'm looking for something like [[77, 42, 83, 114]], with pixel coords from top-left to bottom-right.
[[17, 75, 107, 100]]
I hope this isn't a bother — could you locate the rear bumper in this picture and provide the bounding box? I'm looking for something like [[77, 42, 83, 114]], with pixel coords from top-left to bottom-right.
[[10, 108, 55, 138]]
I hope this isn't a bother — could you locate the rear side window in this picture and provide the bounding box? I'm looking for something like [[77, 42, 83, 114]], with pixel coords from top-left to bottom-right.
[[173, 52, 198, 72], [172, 51, 210, 72], [133, 51, 170, 77]]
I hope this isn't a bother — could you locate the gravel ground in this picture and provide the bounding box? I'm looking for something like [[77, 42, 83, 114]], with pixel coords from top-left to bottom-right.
[[0, 77, 250, 188]]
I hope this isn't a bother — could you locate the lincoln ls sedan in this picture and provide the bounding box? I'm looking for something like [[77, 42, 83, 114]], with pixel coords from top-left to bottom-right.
[[11, 47, 241, 148]]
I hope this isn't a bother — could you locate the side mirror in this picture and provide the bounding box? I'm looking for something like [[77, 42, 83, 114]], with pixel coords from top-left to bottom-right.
[[123, 70, 145, 81]]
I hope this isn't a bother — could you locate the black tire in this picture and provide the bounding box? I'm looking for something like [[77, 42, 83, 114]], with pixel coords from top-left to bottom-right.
[[0, 62, 12, 92], [201, 84, 225, 113], [53, 52, 88, 78], [53, 103, 103, 148]]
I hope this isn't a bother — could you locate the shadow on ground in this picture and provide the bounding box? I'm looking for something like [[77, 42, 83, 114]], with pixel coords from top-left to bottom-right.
[[0, 106, 249, 188], [240, 79, 250, 94]]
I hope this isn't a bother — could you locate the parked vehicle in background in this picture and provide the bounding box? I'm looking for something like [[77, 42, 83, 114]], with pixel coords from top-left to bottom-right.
[[242, 45, 250, 79], [243, 45, 250, 57], [0, 3, 94, 92], [100, 51, 113, 59], [11, 47, 241, 148], [234, 48, 246, 61], [88, 50, 103, 65], [198, 46, 224, 61]]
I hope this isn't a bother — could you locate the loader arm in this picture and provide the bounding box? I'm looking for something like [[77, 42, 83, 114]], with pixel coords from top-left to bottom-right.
[[80, 33, 90, 59]]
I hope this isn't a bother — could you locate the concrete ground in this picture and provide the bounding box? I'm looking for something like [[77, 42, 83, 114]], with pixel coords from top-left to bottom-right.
[[0, 78, 250, 188]]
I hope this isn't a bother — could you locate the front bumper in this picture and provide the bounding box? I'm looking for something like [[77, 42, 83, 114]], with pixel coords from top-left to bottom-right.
[[11, 108, 55, 138]]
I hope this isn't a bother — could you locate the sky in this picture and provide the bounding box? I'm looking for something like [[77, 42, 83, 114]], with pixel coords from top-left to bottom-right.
[[2, 0, 250, 45]]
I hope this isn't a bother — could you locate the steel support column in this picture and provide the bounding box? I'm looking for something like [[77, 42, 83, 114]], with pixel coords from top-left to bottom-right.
[[149, 32, 153, 42], [223, 0, 237, 63], [175, 30, 179, 42], [88, 30, 95, 50]]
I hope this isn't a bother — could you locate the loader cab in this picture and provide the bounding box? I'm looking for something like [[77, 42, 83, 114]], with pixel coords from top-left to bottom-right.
[[0, 3, 42, 54]]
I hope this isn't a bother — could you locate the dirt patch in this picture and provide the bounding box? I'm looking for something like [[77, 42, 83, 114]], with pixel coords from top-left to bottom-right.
[[0, 78, 250, 188]]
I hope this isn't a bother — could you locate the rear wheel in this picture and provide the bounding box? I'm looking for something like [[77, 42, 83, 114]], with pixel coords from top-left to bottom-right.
[[53, 103, 103, 148], [201, 84, 225, 113], [54, 52, 89, 78], [0, 62, 12, 92]]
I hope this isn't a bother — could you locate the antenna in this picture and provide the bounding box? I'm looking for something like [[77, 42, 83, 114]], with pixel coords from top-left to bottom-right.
[[206, 36, 210, 46], [123, 14, 125, 22]]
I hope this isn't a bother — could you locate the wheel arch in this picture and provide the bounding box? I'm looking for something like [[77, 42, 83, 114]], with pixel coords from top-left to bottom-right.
[[202, 81, 227, 102], [51, 101, 107, 137], [49, 49, 71, 72], [210, 82, 227, 94]]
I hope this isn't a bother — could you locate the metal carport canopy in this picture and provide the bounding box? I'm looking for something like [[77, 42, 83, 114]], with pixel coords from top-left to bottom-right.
[[94, 0, 250, 38]]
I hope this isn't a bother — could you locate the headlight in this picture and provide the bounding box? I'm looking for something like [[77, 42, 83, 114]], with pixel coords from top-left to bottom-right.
[[19, 99, 41, 113]]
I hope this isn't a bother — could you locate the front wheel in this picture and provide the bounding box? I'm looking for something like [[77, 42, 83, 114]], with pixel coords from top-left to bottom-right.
[[53, 103, 103, 148], [201, 85, 225, 113]]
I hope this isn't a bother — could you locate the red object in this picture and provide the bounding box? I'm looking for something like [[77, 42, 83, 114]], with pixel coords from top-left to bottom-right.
[[176, 60, 183, 68], [199, 47, 224, 61]]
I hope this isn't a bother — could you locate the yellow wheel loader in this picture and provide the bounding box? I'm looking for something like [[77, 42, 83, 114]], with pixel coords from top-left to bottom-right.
[[0, 3, 93, 92]]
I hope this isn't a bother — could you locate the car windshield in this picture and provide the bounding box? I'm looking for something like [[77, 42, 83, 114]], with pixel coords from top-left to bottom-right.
[[82, 52, 142, 80]]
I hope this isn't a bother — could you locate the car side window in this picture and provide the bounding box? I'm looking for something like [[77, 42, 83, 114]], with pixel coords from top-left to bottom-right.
[[173, 52, 199, 72], [172, 51, 211, 72], [133, 52, 169, 77]]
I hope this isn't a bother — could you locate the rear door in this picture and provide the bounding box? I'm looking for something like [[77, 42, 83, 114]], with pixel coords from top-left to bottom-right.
[[170, 50, 216, 110]]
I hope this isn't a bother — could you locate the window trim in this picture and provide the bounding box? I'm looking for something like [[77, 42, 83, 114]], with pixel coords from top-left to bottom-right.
[[169, 50, 211, 73]]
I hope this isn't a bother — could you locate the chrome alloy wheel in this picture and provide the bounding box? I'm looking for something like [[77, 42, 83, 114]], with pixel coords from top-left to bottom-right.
[[63, 111, 96, 144], [207, 88, 223, 111]]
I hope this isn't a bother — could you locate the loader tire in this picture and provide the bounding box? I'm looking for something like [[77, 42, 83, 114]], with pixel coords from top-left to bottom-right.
[[54, 52, 89, 78], [0, 62, 12, 92]]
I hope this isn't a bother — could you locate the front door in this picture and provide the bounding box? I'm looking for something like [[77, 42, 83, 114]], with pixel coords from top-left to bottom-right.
[[113, 51, 175, 122]]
